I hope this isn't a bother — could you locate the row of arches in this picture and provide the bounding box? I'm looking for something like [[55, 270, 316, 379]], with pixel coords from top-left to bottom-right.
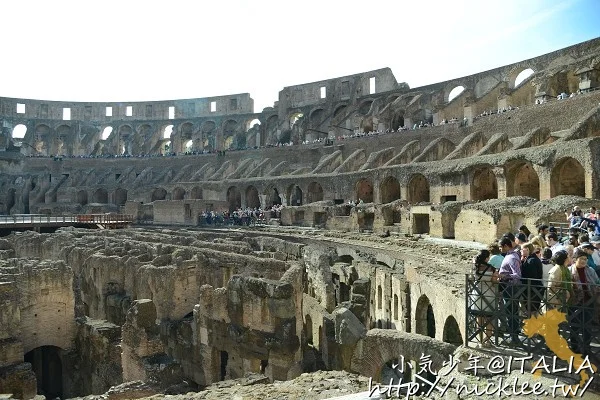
[[226, 183, 324, 212], [11, 116, 270, 156], [445, 67, 536, 103], [415, 295, 463, 346]]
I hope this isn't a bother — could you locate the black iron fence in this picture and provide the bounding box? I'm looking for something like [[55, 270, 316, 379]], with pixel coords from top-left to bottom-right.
[[466, 274, 600, 364]]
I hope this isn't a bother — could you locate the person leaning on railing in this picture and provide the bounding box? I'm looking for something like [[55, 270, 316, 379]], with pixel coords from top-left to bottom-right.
[[568, 247, 600, 354], [547, 250, 573, 312], [469, 249, 499, 347]]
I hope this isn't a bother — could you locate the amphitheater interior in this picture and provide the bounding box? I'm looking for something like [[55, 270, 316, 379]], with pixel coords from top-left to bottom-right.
[[1, 38, 600, 399]]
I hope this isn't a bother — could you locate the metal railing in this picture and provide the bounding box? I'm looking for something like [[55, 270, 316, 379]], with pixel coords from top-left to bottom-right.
[[466, 274, 600, 364], [0, 214, 133, 226]]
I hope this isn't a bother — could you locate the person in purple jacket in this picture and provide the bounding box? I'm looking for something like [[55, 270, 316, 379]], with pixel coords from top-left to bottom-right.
[[498, 236, 523, 345]]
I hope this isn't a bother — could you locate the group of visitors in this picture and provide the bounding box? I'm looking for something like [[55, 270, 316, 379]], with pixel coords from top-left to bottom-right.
[[470, 208, 600, 356], [201, 207, 266, 226]]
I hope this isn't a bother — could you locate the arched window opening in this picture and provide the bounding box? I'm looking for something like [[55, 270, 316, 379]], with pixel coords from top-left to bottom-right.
[[514, 68, 535, 88], [185, 140, 193, 152], [289, 113, 304, 128], [163, 125, 173, 139], [381, 176, 401, 203], [551, 158, 585, 197], [447, 86, 465, 102], [12, 124, 27, 139], [247, 118, 261, 131], [101, 127, 113, 140], [227, 186, 242, 212]]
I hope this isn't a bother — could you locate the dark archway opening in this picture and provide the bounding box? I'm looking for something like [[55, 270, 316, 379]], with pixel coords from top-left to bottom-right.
[[151, 188, 167, 202], [114, 188, 127, 206], [227, 186, 242, 212], [246, 186, 260, 209], [307, 182, 324, 204], [443, 315, 463, 346], [173, 187, 186, 200], [407, 174, 430, 203], [220, 350, 228, 381], [266, 187, 281, 208], [471, 166, 498, 201], [355, 179, 374, 203], [287, 185, 303, 206], [507, 162, 540, 199], [92, 188, 108, 204], [380, 176, 401, 203], [550, 157, 585, 197], [24, 346, 63, 399]]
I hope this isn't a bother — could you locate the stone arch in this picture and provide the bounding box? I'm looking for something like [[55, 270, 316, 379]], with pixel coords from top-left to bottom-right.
[[114, 188, 127, 206], [54, 124, 73, 155], [190, 186, 203, 200], [227, 186, 242, 212], [309, 108, 325, 127], [76, 190, 88, 206], [307, 182, 324, 204], [201, 120, 217, 151], [442, 315, 463, 346], [12, 123, 27, 139], [550, 157, 585, 197], [407, 174, 430, 203], [415, 295, 435, 339], [265, 186, 282, 208], [92, 188, 108, 203], [380, 176, 401, 203], [333, 104, 347, 117], [471, 166, 498, 201], [172, 187, 186, 200], [287, 184, 303, 206], [118, 124, 133, 154], [222, 119, 239, 150], [305, 314, 313, 345], [24, 345, 64, 399], [355, 179, 373, 203], [391, 112, 405, 130], [509, 67, 535, 89], [358, 100, 374, 115], [151, 187, 167, 202], [246, 186, 260, 209], [506, 161, 540, 199], [447, 85, 465, 102]]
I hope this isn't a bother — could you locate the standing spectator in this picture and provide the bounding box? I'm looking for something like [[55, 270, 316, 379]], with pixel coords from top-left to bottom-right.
[[547, 232, 566, 255], [498, 236, 522, 345], [488, 242, 504, 269], [531, 225, 549, 249], [568, 248, 600, 354], [547, 250, 572, 312], [469, 250, 499, 347], [520, 242, 544, 315], [540, 247, 553, 287]]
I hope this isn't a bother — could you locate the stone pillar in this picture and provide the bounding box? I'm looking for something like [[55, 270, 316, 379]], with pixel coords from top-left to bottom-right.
[[534, 165, 552, 200], [493, 167, 507, 199]]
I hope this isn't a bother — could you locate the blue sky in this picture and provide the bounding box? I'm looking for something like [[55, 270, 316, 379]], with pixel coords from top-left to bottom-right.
[[1, 0, 599, 112]]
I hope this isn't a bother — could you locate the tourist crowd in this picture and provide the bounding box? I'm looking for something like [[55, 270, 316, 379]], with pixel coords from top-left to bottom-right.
[[469, 205, 600, 357], [200, 204, 284, 226]]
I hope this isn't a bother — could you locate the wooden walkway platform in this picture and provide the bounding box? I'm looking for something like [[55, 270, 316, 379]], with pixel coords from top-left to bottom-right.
[[0, 214, 134, 232]]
